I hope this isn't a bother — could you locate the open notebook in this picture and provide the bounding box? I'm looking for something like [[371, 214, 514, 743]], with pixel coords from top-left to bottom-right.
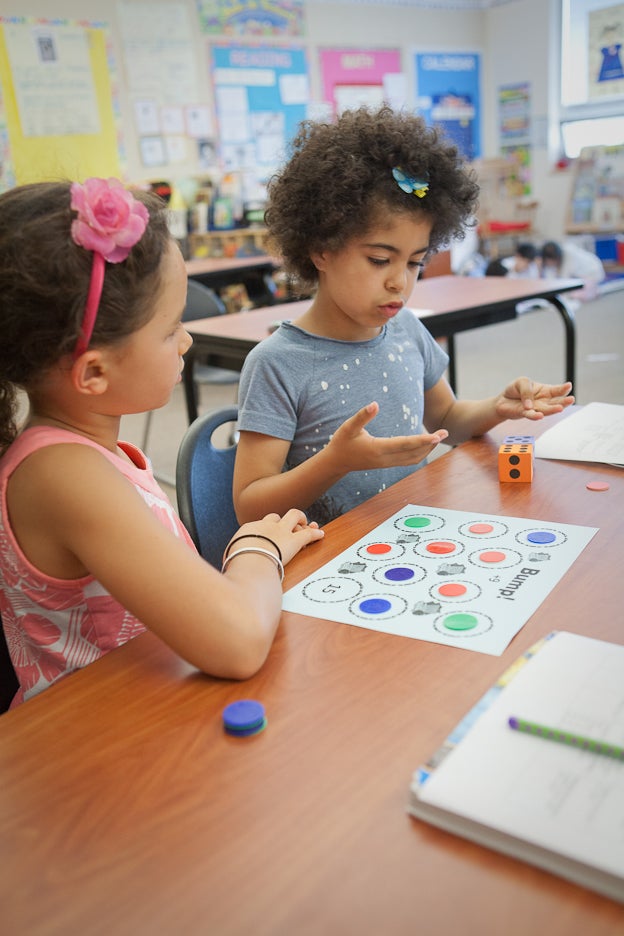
[[408, 631, 624, 903]]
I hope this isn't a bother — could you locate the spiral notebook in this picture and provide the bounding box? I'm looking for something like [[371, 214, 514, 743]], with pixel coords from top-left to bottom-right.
[[407, 631, 624, 903]]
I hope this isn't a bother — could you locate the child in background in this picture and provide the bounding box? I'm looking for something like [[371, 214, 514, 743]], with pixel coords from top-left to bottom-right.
[[233, 106, 574, 527], [540, 239, 605, 301], [0, 179, 323, 707], [501, 242, 539, 278], [484, 259, 509, 277]]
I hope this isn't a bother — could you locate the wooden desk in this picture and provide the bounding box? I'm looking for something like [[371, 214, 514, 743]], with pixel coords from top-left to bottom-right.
[[2, 417, 623, 935], [183, 276, 581, 422]]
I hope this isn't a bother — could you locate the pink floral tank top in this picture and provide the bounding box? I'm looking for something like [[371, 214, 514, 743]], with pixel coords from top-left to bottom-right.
[[0, 427, 197, 707]]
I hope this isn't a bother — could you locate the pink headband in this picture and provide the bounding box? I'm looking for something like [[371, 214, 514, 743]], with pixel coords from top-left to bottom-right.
[[70, 177, 149, 358]]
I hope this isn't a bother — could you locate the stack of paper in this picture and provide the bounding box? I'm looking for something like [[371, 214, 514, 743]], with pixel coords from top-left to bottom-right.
[[534, 402, 624, 467]]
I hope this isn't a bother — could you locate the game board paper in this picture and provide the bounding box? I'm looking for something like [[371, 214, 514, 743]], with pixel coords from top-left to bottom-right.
[[283, 505, 598, 655]]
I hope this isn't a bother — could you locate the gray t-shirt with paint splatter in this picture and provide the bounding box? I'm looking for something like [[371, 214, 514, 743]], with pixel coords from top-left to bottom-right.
[[237, 309, 449, 525]]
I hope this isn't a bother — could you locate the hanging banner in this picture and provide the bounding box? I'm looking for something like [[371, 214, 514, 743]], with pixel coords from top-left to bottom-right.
[[197, 0, 305, 38]]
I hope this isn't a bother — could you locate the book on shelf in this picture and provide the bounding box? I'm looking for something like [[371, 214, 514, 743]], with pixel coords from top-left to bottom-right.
[[407, 631, 624, 904]]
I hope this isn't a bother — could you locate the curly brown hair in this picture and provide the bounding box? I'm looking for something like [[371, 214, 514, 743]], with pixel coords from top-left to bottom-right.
[[0, 181, 171, 453], [265, 105, 480, 290]]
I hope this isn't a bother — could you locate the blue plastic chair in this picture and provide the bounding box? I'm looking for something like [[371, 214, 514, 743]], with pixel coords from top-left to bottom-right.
[[182, 280, 241, 399], [175, 406, 240, 569]]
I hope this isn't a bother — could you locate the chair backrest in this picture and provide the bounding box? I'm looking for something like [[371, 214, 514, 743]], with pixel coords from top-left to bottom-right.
[[184, 279, 227, 321], [0, 612, 19, 713], [176, 406, 239, 569]]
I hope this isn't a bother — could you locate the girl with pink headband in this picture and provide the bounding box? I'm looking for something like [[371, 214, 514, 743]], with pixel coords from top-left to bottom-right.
[[0, 178, 323, 707]]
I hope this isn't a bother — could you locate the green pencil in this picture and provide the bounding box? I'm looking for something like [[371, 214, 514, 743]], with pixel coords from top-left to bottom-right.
[[508, 716, 624, 761]]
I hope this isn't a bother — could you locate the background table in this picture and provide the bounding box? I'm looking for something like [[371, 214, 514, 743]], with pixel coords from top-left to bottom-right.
[[183, 275, 582, 422], [185, 254, 280, 307], [1, 415, 622, 935]]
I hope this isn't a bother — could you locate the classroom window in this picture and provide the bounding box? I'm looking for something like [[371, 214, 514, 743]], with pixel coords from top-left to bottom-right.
[[561, 114, 624, 157]]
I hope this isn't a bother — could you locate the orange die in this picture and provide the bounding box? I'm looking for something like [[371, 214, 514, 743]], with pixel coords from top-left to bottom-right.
[[498, 442, 534, 482]]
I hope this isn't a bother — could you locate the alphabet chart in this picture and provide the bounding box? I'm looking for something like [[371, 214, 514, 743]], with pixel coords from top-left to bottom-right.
[[282, 506, 598, 655]]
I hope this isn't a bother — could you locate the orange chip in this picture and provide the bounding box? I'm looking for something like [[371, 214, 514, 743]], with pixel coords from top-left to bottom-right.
[[586, 481, 610, 492]]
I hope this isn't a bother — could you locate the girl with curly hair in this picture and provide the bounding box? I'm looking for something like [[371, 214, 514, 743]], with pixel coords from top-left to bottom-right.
[[234, 107, 574, 526]]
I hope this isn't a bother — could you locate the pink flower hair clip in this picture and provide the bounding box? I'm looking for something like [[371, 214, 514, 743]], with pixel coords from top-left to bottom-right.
[[70, 177, 149, 358]]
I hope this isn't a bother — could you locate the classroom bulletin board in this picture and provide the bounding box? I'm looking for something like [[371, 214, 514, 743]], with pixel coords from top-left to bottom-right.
[[0, 17, 122, 189], [117, 1, 211, 175], [210, 43, 309, 178], [318, 48, 403, 115]]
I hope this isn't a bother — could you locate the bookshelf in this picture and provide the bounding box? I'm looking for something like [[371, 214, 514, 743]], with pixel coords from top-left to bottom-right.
[[566, 145, 624, 235], [471, 157, 538, 257], [188, 227, 271, 260]]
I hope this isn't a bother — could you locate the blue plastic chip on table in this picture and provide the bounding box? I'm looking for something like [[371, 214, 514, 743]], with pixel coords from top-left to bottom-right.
[[223, 699, 267, 737]]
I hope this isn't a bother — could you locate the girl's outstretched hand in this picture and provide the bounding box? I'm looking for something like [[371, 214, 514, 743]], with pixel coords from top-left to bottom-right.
[[495, 378, 575, 421], [227, 508, 324, 566], [328, 402, 449, 471]]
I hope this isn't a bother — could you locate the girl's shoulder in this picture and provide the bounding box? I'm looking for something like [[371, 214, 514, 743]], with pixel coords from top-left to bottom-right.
[[1, 427, 161, 511], [1, 426, 85, 475], [2, 426, 147, 473], [242, 319, 316, 375], [5, 424, 105, 448], [2, 428, 132, 499]]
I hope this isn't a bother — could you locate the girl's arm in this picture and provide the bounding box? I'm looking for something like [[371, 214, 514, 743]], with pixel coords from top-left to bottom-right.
[[233, 407, 449, 523], [234, 430, 346, 523], [8, 444, 323, 680], [424, 376, 575, 445]]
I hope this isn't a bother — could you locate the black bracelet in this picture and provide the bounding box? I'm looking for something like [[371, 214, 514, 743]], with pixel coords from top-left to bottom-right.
[[224, 534, 283, 563]]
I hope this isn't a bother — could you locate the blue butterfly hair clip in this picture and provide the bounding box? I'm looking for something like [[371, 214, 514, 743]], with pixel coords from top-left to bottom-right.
[[392, 167, 429, 198]]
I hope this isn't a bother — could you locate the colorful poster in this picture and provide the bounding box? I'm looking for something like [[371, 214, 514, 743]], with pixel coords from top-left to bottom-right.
[[3, 22, 100, 137], [211, 44, 308, 178], [197, 0, 305, 37], [0, 16, 123, 185], [588, 4, 624, 99], [0, 80, 15, 192], [498, 82, 530, 143], [415, 52, 481, 161], [318, 48, 402, 115], [501, 144, 532, 195]]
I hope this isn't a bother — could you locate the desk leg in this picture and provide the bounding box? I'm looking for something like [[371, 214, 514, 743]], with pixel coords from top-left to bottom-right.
[[183, 354, 199, 424], [549, 295, 576, 387], [447, 334, 457, 392]]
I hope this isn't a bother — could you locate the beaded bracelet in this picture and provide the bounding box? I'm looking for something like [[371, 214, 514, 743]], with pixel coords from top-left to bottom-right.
[[221, 546, 285, 583], [224, 534, 283, 563]]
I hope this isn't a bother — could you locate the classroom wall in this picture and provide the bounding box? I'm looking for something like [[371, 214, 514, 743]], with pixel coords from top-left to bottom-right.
[[483, 0, 574, 239], [0, 0, 574, 241]]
